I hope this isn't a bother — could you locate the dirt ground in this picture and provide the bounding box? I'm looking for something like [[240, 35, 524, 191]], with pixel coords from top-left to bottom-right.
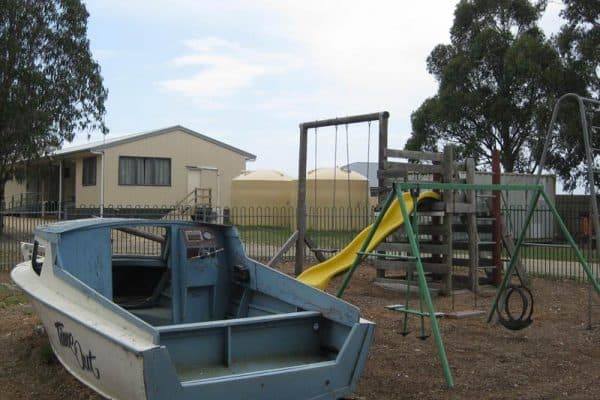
[[1, 265, 599, 400]]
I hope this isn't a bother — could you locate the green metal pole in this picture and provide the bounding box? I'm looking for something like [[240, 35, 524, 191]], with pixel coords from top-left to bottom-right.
[[401, 190, 418, 335], [401, 250, 414, 335], [486, 189, 542, 322], [336, 189, 397, 298], [412, 191, 428, 339], [396, 184, 454, 388], [541, 190, 600, 295]]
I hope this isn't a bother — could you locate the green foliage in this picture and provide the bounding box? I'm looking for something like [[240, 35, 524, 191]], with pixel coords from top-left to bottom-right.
[[0, 0, 107, 191], [546, 0, 599, 191], [556, 0, 599, 96], [0, 282, 27, 307], [40, 344, 57, 365], [407, 0, 586, 176]]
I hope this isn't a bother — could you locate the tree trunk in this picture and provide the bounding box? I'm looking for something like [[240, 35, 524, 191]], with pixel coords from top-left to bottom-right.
[[501, 151, 515, 173]]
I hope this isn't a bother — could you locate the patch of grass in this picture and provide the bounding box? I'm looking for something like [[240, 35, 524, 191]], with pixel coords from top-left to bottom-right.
[[40, 344, 56, 365], [0, 282, 27, 308], [232, 224, 598, 265], [527, 272, 582, 282], [236, 225, 294, 243], [502, 244, 598, 262], [236, 225, 361, 248], [305, 229, 361, 251]]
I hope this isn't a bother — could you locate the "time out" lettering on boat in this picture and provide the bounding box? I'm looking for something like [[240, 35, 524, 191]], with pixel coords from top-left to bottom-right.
[[54, 321, 100, 379]]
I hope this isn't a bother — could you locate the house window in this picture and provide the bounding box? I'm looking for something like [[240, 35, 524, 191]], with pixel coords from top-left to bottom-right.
[[82, 157, 96, 186], [119, 157, 171, 186]]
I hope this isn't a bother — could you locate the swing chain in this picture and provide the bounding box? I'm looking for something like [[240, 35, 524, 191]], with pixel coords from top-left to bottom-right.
[[314, 126, 318, 211], [366, 121, 372, 225], [345, 123, 351, 208], [333, 124, 338, 209]]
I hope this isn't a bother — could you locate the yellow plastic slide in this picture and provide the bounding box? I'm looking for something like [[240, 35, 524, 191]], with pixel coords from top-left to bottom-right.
[[297, 191, 441, 290]]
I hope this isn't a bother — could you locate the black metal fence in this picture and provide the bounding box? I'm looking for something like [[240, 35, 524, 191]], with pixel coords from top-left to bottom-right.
[[1, 202, 598, 283], [0, 203, 374, 270], [503, 205, 597, 281]]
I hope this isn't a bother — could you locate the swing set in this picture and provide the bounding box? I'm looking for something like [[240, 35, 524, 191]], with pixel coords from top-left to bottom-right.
[[294, 112, 388, 275], [287, 98, 600, 389]]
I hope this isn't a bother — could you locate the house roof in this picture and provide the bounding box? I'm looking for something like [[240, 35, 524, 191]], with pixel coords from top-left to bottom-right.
[[54, 125, 256, 160]]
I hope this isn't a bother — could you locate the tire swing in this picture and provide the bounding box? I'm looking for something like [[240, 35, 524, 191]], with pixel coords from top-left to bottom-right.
[[496, 283, 534, 331]]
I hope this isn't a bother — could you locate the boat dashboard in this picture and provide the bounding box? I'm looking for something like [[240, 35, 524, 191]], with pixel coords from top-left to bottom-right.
[[109, 223, 235, 326]]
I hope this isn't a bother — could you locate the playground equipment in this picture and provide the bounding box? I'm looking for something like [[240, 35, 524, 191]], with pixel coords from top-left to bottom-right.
[[290, 113, 493, 389], [294, 117, 516, 299], [331, 179, 600, 388], [294, 112, 388, 275], [374, 145, 494, 296], [291, 113, 531, 316], [288, 102, 600, 388], [538, 93, 600, 328], [297, 191, 440, 289]]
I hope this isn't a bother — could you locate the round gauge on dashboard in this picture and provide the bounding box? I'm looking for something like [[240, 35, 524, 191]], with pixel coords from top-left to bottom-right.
[[202, 231, 214, 240]]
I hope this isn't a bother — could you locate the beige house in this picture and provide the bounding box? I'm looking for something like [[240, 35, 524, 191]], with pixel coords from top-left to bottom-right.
[[4, 126, 255, 209]]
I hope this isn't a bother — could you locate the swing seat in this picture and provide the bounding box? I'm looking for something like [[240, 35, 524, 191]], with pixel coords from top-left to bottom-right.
[[385, 304, 445, 318], [443, 310, 485, 319]]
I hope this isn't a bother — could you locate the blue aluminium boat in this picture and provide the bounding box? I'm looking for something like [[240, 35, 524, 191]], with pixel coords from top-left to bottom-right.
[[11, 218, 375, 400]]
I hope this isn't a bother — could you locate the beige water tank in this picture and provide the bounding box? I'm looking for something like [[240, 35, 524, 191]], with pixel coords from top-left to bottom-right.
[[231, 170, 295, 226], [306, 167, 368, 209], [305, 167, 369, 231]]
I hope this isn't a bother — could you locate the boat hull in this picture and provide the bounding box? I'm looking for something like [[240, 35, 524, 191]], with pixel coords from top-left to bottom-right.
[[12, 219, 376, 400], [22, 284, 375, 400]]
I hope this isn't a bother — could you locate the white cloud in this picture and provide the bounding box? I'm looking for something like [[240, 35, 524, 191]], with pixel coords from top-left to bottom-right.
[[246, 0, 565, 148], [261, 1, 456, 106], [157, 36, 301, 100], [160, 58, 265, 98], [182, 37, 241, 53], [88, 0, 567, 176]]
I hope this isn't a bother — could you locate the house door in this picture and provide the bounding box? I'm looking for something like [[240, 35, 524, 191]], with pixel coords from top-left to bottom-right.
[[187, 169, 201, 194], [186, 169, 212, 207], [61, 161, 76, 204]]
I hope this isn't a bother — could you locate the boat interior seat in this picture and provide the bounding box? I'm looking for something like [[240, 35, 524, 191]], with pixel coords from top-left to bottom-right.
[[112, 255, 172, 314]]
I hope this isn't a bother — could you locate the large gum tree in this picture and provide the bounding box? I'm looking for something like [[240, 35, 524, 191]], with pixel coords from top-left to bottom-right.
[[0, 0, 108, 224], [406, 0, 586, 177]]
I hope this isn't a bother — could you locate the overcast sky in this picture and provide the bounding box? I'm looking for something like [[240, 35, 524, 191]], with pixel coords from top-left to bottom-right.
[[81, 0, 565, 177]]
